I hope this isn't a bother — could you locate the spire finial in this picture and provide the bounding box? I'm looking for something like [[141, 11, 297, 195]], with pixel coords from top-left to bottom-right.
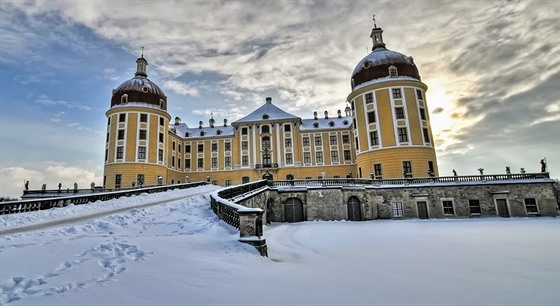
[[141, 46, 144, 58], [372, 12, 377, 28]]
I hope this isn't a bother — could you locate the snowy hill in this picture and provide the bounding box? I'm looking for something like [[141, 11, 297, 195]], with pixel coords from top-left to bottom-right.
[[1, 186, 559, 305]]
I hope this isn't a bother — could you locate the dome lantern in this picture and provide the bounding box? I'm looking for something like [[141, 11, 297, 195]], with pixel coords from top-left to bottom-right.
[[370, 13, 386, 50], [135, 47, 148, 77]]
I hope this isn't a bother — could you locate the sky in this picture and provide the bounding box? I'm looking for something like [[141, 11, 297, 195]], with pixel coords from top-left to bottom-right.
[[1, 0, 559, 199], [1, 187, 558, 305]]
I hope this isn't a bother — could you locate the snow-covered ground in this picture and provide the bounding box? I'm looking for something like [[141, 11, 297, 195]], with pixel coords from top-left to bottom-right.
[[1, 186, 559, 305]]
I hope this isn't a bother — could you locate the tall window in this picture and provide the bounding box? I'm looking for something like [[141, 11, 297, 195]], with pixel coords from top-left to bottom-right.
[[117, 129, 125, 140], [107, 117, 111, 126], [303, 137, 310, 147], [370, 131, 379, 146], [211, 157, 218, 168], [140, 114, 148, 122], [172, 142, 176, 151], [367, 111, 376, 123], [285, 138, 292, 148], [403, 161, 412, 175], [315, 152, 323, 163], [225, 157, 231, 168], [314, 136, 322, 146], [284, 124, 291, 132], [139, 129, 147, 140], [331, 151, 339, 162], [261, 125, 270, 134], [159, 133, 164, 143], [419, 108, 427, 120], [185, 159, 191, 169], [116, 146, 124, 159], [374, 163, 382, 178], [158, 149, 163, 162], [212, 143, 217, 152], [423, 128, 430, 143], [392, 88, 402, 99], [469, 200, 481, 215], [242, 155, 249, 167], [241, 127, 248, 135], [225, 180, 232, 187], [225, 142, 231, 151], [392, 202, 403, 217], [198, 158, 204, 168], [342, 135, 350, 144], [262, 136, 271, 149], [285, 153, 293, 164], [365, 93, 374, 104], [119, 113, 126, 122], [330, 135, 337, 145], [159, 117, 164, 126], [138, 146, 146, 159], [442, 200, 454, 215], [242, 141, 248, 150], [303, 152, 311, 164], [242, 176, 250, 184], [115, 174, 122, 189], [198, 144, 204, 152], [172, 156, 175, 167], [398, 128, 408, 142], [185, 145, 191, 153], [136, 174, 144, 186], [524, 198, 538, 214], [395, 107, 405, 119], [344, 150, 351, 161], [416, 89, 423, 100]]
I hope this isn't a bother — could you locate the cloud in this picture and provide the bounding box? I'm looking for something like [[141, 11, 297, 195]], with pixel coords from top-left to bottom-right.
[[163, 80, 199, 97], [35, 95, 91, 111]]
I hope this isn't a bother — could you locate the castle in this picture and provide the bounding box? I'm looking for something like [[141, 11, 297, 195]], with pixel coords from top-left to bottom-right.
[[103, 19, 439, 189]]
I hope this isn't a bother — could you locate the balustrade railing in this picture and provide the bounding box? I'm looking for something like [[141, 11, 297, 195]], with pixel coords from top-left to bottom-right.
[[1, 182, 207, 215]]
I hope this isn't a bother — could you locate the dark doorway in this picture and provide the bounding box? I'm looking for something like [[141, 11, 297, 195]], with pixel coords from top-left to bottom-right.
[[347, 196, 362, 221], [417, 201, 429, 219], [284, 197, 304, 223], [496, 199, 510, 217]]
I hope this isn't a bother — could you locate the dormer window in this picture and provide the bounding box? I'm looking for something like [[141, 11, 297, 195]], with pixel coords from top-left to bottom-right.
[[185, 132, 190, 137], [343, 120, 349, 125], [329, 121, 335, 127], [389, 65, 398, 78], [200, 131, 206, 136], [313, 122, 319, 128], [262, 113, 269, 120], [217, 129, 222, 135], [159, 99, 165, 109], [121, 94, 128, 104]]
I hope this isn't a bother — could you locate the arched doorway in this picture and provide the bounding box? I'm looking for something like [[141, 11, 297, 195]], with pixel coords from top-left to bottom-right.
[[284, 197, 304, 223], [347, 196, 362, 221]]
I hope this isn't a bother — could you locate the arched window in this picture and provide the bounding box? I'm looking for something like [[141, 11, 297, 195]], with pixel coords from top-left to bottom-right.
[[389, 65, 398, 78], [121, 94, 128, 104], [261, 125, 270, 134]]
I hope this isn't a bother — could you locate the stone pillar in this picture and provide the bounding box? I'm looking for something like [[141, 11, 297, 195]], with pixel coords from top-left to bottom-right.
[[238, 208, 267, 256]]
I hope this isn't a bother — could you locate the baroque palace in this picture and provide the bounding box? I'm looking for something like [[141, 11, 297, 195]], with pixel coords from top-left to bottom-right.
[[103, 20, 438, 189]]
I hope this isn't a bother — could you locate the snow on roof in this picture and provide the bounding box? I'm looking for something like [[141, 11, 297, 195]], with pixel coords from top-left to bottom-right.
[[300, 116, 353, 131], [232, 100, 300, 124], [353, 76, 420, 91], [110, 102, 166, 110], [171, 123, 234, 139]]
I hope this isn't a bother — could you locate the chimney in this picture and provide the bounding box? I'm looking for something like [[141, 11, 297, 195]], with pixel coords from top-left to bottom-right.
[[223, 119, 228, 127], [199, 121, 203, 129], [174, 117, 181, 125], [313, 111, 318, 120], [337, 110, 342, 118], [209, 118, 215, 128], [266, 97, 272, 104], [324, 111, 328, 119]]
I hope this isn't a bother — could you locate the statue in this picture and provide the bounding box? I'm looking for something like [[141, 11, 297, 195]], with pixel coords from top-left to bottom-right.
[[520, 168, 526, 174], [478, 168, 484, 175], [506, 166, 511, 175], [24, 181, 29, 191], [540, 159, 547, 172], [452, 169, 457, 176]]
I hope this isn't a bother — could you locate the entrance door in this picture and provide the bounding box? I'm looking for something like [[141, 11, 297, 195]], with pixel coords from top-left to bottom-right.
[[496, 199, 510, 217], [417, 201, 429, 219], [347, 196, 362, 221], [284, 198, 304, 223]]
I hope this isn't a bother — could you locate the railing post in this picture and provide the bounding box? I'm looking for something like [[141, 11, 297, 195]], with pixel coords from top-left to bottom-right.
[[238, 208, 267, 257]]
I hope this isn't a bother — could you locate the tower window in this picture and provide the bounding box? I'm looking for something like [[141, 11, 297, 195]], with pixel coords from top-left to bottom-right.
[[285, 138, 292, 148], [389, 65, 398, 78], [121, 94, 128, 104], [138, 146, 146, 159], [116, 146, 124, 159], [398, 128, 408, 142], [185, 145, 191, 153], [159, 99, 165, 109], [365, 93, 374, 104], [367, 111, 376, 123], [403, 161, 412, 175], [212, 143, 217, 152], [140, 113, 148, 122], [419, 108, 427, 120], [370, 131, 379, 146], [374, 163, 382, 178], [344, 150, 351, 161], [423, 128, 431, 143], [159, 117, 164, 126], [392, 88, 402, 99], [395, 107, 405, 119], [119, 113, 126, 122], [158, 149, 163, 162], [416, 89, 423, 100], [159, 132, 164, 143], [115, 174, 122, 189], [117, 129, 125, 140]]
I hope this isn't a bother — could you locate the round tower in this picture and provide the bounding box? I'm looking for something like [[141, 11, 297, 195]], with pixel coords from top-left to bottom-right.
[[347, 14, 439, 179], [103, 53, 171, 189]]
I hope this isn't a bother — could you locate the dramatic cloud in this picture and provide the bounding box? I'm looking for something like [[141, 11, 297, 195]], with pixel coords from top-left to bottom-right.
[[163, 80, 199, 97]]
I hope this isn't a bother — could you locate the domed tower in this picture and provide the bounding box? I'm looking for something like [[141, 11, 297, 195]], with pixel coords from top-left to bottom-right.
[[347, 15, 438, 179], [103, 52, 171, 189]]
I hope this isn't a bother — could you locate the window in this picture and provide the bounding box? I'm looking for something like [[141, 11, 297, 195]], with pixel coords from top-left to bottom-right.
[[330, 135, 337, 145], [398, 128, 408, 142], [344, 150, 351, 161], [285, 138, 292, 148], [172, 156, 175, 167], [119, 113, 126, 122], [303, 137, 310, 147], [315, 152, 323, 163], [105, 149, 108, 161], [116, 146, 124, 159], [137, 174, 144, 186], [261, 125, 270, 134], [242, 156, 249, 167], [107, 117, 111, 126], [286, 153, 293, 164], [314, 136, 322, 146], [395, 107, 405, 119], [419, 108, 427, 120], [225, 180, 232, 187], [367, 111, 376, 123], [331, 151, 339, 162], [403, 161, 412, 175], [212, 143, 217, 152], [242, 141, 248, 150], [241, 127, 248, 135], [211, 157, 218, 168], [242, 176, 250, 184], [117, 129, 125, 140], [178, 159, 181, 169], [355, 137, 359, 150], [374, 163, 382, 178], [138, 146, 146, 159], [185, 145, 191, 153], [313, 122, 319, 128], [524, 198, 538, 214], [140, 114, 148, 122], [225, 157, 231, 168], [303, 152, 311, 164], [416, 89, 423, 100], [284, 124, 291, 132], [159, 132, 164, 143], [469, 200, 481, 215], [423, 128, 430, 143], [262, 136, 271, 149], [158, 149, 163, 162], [392, 202, 403, 217], [342, 135, 350, 144], [115, 174, 122, 189], [198, 158, 204, 168], [365, 93, 374, 104], [139, 129, 147, 140], [185, 159, 191, 169], [428, 161, 434, 173], [392, 88, 402, 99], [198, 144, 204, 152], [442, 200, 454, 215], [389, 65, 398, 78], [351, 101, 355, 111], [172, 142, 176, 151], [225, 142, 231, 151], [178, 145, 181, 153], [370, 131, 379, 146]]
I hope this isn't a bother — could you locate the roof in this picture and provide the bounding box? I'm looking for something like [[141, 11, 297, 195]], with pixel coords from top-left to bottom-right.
[[171, 123, 234, 139], [232, 100, 300, 124], [300, 116, 353, 131]]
